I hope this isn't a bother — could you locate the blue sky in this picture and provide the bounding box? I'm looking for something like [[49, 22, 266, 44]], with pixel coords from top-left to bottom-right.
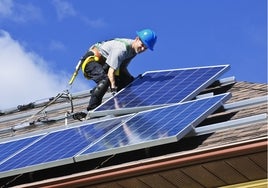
[[0, 0, 267, 109]]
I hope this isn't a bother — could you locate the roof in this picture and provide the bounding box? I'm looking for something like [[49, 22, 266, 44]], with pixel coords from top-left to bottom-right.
[[0, 74, 267, 187]]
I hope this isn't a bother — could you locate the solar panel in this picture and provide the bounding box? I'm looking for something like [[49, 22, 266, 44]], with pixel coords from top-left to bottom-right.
[[95, 65, 229, 112], [75, 93, 231, 162], [0, 116, 131, 178]]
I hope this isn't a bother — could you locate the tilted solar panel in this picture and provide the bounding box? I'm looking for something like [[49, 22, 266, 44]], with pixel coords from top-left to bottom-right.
[[0, 116, 131, 178], [76, 93, 231, 162], [95, 65, 229, 112]]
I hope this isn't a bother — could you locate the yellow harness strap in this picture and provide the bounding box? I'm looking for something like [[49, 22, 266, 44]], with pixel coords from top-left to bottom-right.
[[115, 69, 120, 76], [81, 56, 99, 78]]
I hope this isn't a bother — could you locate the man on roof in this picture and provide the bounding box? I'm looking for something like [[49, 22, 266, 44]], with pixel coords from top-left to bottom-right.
[[79, 29, 157, 111]]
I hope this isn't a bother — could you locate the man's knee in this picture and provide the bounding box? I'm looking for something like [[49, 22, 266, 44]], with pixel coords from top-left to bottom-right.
[[92, 78, 110, 98], [87, 78, 110, 111]]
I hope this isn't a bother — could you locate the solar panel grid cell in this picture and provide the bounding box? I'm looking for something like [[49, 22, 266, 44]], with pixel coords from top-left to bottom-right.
[[117, 70, 182, 107], [164, 67, 222, 104], [0, 136, 42, 164]]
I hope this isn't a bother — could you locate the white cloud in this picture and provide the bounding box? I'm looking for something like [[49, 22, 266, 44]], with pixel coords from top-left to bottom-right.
[[48, 40, 66, 51], [51, 0, 106, 28], [82, 17, 107, 28], [52, 0, 76, 20], [0, 0, 42, 23], [0, 0, 13, 17], [0, 30, 89, 109]]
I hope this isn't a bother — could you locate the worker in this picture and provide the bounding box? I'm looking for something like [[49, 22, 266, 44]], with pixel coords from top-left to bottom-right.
[[80, 29, 157, 111]]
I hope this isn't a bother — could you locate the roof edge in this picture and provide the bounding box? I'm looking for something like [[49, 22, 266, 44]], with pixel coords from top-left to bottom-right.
[[18, 137, 267, 188]]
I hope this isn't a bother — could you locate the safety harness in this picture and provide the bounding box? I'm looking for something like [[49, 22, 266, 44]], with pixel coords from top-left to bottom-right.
[[81, 55, 99, 78]]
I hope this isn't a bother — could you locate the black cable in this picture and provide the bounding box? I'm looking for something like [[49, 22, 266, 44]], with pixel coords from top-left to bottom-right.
[[94, 154, 116, 170], [0, 174, 23, 188]]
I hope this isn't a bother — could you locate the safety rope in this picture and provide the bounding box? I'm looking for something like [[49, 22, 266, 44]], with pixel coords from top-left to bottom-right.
[[18, 90, 74, 126]]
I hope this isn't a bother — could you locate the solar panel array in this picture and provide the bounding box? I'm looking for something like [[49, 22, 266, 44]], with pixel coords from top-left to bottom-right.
[[0, 93, 230, 178], [95, 65, 229, 111], [0, 65, 231, 178]]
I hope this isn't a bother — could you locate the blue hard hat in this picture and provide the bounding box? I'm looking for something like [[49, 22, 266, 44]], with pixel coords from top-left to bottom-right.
[[136, 29, 157, 51]]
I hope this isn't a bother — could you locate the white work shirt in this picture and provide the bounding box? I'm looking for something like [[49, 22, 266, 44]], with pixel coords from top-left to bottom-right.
[[94, 38, 137, 70]]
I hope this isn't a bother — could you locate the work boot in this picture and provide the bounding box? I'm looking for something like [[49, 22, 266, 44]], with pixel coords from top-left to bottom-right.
[[73, 112, 87, 120]]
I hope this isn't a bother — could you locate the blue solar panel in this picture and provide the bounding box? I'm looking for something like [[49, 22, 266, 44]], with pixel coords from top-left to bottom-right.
[[95, 65, 229, 111], [0, 135, 42, 164], [75, 93, 231, 161], [0, 116, 131, 176]]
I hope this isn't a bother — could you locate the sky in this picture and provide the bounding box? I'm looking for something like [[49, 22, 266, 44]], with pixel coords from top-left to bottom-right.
[[0, 0, 267, 109]]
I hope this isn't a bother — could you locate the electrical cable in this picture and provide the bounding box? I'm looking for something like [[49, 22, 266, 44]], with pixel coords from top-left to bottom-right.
[[0, 174, 23, 188], [94, 154, 116, 170]]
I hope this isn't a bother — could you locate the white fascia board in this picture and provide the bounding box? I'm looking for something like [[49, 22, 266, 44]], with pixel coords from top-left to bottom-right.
[[223, 95, 268, 110], [191, 113, 267, 136]]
